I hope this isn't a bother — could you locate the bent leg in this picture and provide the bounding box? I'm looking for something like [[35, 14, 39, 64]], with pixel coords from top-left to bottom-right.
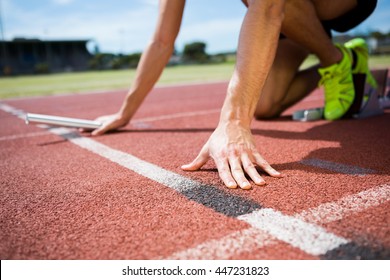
[[281, 0, 357, 66], [256, 0, 365, 120], [255, 38, 318, 119]]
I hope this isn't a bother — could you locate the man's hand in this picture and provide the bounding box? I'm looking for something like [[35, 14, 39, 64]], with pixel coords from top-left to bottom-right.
[[181, 121, 283, 189], [90, 113, 129, 136]]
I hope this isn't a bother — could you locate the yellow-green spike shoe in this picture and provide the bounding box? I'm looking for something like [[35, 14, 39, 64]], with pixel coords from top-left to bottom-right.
[[345, 38, 377, 89], [318, 44, 355, 120]]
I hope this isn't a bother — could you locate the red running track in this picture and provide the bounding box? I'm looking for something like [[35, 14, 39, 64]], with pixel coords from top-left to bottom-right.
[[0, 81, 389, 260]]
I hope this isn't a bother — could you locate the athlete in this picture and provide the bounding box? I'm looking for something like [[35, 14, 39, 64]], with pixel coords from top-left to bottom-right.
[[90, 0, 377, 190]]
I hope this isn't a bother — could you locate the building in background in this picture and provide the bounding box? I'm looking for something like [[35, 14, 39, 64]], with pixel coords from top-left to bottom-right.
[[0, 38, 92, 76]]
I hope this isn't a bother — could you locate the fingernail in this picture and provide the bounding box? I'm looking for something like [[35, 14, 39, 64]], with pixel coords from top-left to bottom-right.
[[256, 179, 266, 186], [242, 182, 251, 189], [228, 182, 237, 188]]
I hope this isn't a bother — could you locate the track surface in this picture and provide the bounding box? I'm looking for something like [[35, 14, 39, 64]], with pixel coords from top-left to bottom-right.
[[0, 80, 389, 260]]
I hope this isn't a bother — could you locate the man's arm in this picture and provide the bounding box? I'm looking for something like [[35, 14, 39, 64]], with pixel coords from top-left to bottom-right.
[[92, 0, 185, 135], [182, 0, 285, 189]]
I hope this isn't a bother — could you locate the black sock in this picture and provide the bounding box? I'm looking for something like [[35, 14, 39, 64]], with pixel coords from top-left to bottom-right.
[[351, 49, 357, 70]]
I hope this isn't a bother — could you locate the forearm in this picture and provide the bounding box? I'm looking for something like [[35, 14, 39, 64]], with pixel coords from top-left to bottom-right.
[[119, 40, 174, 119], [220, 0, 285, 127], [118, 0, 185, 121]]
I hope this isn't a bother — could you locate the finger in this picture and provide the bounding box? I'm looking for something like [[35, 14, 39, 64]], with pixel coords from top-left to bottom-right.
[[241, 153, 266, 186], [228, 156, 251, 190], [91, 124, 112, 136], [214, 157, 238, 189], [181, 145, 210, 171], [253, 152, 283, 178]]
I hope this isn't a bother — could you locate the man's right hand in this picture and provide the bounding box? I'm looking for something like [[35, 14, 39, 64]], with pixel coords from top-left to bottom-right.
[[91, 113, 129, 136]]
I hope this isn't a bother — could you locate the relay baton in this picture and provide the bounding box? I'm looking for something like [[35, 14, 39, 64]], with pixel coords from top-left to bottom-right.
[[25, 113, 102, 129]]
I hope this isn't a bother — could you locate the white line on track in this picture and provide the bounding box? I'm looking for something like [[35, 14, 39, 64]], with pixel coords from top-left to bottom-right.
[[0, 103, 25, 118], [296, 184, 390, 224], [169, 183, 390, 259], [168, 227, 275, 260], [133, 109, 220, 123], [2, 102, 389, 259], [0, 131, 51, 141], [238, 208, 348, 256]]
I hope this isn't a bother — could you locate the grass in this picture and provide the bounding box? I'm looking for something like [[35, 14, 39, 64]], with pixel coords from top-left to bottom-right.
[[0, 63, 235, 99], [1, 55, 389, 99]]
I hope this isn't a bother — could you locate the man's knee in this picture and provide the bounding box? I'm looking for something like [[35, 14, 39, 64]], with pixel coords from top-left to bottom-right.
[[254, 104, 283, 120]]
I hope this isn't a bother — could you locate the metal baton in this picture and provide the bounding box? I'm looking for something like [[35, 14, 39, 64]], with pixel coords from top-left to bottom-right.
[[25, 113, 102, 129]]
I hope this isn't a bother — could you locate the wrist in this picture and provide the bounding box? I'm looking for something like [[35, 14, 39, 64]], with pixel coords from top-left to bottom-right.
[[219, 108, 252, 128], [219, 97, 253, 128], [119, 90, 145, 121]]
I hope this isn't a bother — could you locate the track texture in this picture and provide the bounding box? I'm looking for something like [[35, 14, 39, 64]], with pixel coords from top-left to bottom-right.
[[1, 81, 389, 260]]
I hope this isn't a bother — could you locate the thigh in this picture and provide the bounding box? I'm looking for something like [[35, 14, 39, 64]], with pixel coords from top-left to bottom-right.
[[322, 0, 377, 33], [255, 38, 309, 118], [311, 0, 358, 20], [311, 0, 377, 32]]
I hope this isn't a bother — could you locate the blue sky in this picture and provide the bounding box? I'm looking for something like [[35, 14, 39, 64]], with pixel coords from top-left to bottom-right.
[[2, 0, 390, 54]]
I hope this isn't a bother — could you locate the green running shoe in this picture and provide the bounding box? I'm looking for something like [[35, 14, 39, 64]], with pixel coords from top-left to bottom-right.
[[318, 44, 355, 120], [344, 38, 377, 88]]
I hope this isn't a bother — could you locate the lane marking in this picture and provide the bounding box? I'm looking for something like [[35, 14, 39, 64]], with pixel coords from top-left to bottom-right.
[[0, 103, 25, 118], [168, 183, 390, 259], [133, 109, 220, 123], [2, 102, 389, 259], [296, 183, 390, 224], [300, 158, 376, 176], [167, 227, 275, 260], [238, 208, 348, 256], [0, 131, 51, 141]]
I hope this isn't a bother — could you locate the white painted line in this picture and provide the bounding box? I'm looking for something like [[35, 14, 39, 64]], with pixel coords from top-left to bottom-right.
[[0, 103, 25, 118], [133, 109, 220, 123], [0, 131, 51, 141], [168, 182, 390, 259], [238, 208, 348, 256], [296, 183, 390, 224], [166, 227, 276, 260], [300, 158, 376, 176]]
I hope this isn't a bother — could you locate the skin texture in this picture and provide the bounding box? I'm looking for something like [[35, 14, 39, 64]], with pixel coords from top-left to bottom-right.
[[92, 0, 359, 189]]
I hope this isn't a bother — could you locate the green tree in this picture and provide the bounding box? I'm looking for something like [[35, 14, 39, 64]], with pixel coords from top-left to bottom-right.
[[370, 31, 386, 40], [88, 53, 116, 70], [183, 41, 209, 63]]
